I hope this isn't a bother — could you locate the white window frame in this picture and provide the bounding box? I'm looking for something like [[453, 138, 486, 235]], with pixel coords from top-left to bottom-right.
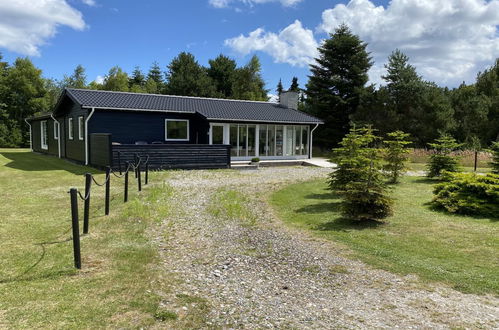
[[165, 119, 189, 141], [78, 116, 84, 140], [40, 120, 48, 150], [54, 121, 59, 140], [68, 118, 74, 140]]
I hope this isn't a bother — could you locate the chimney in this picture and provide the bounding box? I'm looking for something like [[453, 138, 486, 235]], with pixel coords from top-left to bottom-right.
[[279, 91, 299, 110]]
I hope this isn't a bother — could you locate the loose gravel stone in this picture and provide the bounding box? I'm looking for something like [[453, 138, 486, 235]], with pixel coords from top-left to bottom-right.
[[155, 167, 499, 329]]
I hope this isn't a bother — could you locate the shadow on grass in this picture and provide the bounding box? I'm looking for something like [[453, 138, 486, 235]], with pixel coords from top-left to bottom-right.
[[303, 192, 337, 200], [295, 202, 342, 214], [426, 202, 499, 222], [0, 151, 99, 175], [315, 217, 384, 232]]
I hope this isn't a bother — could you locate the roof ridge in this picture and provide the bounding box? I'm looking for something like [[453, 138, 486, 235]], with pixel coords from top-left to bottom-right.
[[65, 88, 278, 105]]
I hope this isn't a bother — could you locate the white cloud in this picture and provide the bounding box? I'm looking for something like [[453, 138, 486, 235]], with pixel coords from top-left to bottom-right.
[[94, 75, 104, 84], [0, 0, 86, 56], [225, 20, 318, 67], [81, 0, 96, 6], [318, 0, 499, 86], [209, 0, 303, 9]]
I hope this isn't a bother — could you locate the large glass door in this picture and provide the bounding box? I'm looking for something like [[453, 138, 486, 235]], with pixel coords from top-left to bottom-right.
[[211, 125, 224, 144]]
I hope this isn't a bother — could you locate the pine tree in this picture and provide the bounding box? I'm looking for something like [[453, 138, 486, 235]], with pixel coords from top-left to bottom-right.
[[207, 54, 237, 98], [383, 131, 411, 183], [276, 79, 283, 101], [489, 141, 499, 174], [427, 134, 462, 178], [289, 77, 299, 92], [305, 24, 372, 148], [165, 52, 216, 97]]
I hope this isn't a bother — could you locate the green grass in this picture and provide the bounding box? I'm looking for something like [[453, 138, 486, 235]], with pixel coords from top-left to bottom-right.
[[0, 149, 176, 328], [209, 188, 257, 226], [408, 162, 491, 173], [270, 176, 499, 295]]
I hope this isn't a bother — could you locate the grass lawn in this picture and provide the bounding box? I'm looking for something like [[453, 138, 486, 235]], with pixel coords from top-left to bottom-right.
[[270, 176, 499, 295], [0, 149, 176, 328], [408, 162, 491, 173]]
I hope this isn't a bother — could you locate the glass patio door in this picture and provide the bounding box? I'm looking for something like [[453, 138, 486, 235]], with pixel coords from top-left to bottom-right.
[[211, 125, 224, 144]]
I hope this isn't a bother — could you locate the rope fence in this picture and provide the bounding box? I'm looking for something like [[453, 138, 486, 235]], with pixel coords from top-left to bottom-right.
[[68, 154, 151, 269]]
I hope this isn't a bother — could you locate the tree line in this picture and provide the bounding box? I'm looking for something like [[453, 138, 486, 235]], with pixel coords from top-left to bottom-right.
[[303, 24, 499, 150], [0, 52, 269, 147], [1, 24, 499, 149]]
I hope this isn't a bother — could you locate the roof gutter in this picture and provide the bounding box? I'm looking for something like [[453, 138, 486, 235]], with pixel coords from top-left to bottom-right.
[[85, 107, 96, 165], [309, 123, 319, 159], [50, 114, 61, 158], [24, 118, 32, 151]]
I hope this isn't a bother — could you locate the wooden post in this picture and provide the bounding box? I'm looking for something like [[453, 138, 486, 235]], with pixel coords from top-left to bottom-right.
[[124, 165, 129, 203], [145, 163, 149, 185], [134, 154, 138, 178], [70, 188, 81, 269], [105, 167, 110, 215], [137, 163, 142, 192], [118, 151, 122, 175], [83, 173, 92, 234], [474, 151, 478, 172]]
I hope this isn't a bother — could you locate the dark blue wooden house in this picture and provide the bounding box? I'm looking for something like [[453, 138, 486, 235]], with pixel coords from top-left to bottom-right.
[[26, 88, 322, 169]]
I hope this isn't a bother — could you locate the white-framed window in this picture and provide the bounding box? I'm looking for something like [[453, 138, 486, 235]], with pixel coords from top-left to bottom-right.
[[78, 116, 84, 140], [54, 121, 59, 140], [68, 118, 74, 140], [165, 119, 189, 141], [40, 120, 48, 150]]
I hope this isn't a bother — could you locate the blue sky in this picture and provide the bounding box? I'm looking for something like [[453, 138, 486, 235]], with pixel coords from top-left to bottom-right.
[[1, 0, 498, 94]]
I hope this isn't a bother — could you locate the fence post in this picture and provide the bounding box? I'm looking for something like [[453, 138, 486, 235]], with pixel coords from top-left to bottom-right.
[[124, 164, 129, 203], [474, 151, 478, 172], [137, 163, 142, 192], [105, 167, 110, 215], [83, 173, 92, 234], [70, 188, 81, 269], [145, 163, 149, 185], [118, 151, 122, 175], [134, 154, 138, 178]]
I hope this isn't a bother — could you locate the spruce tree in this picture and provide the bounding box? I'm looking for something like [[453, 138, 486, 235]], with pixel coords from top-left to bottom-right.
[[305, 24, 372, 148], [289, 77, 299, 92], [129, 66, 146, 91], [232, 55, 268, 101], [489, 141, 499, 174], [276, 79, 283, 101], [330, 126, 393, 221], [383, 131, 411, 183], [427, 134, 462, 178], [147, 61, 164, 93]]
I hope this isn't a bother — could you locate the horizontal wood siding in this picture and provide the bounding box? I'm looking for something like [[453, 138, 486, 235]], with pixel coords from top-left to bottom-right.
[[90, 133, 112, 167], [89, 110, 209, 145], [112, 144, 231, 170]]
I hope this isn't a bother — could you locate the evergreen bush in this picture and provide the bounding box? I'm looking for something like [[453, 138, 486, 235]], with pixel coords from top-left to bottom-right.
[[330, 127, 393, 221], [427, 134, 462, 178], [433, 172, 499, 217], [490, 141, 499, 174], [383, 131, 411, 183]]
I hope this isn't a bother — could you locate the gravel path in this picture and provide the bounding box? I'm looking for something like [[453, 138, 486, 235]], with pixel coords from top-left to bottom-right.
[[155, 167, 499, 329]]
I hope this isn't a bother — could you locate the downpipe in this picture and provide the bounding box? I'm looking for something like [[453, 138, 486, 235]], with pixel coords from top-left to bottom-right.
[[309, 123, 319, 159]]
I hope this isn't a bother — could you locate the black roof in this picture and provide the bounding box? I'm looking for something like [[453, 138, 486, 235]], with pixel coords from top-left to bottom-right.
[[63, 88, 322, 124]]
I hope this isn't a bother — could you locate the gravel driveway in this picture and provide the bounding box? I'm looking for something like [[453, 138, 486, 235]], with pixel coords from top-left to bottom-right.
[[155, 167, 499, 329]]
